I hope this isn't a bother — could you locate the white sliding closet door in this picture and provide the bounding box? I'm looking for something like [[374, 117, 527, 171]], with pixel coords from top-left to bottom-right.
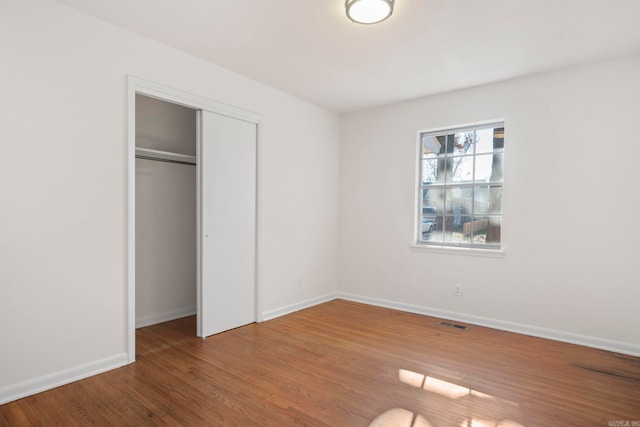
[[199, 110, 257, 338]]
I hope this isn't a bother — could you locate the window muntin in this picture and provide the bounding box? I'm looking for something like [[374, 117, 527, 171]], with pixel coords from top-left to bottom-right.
[[418, 122, 504, 249]]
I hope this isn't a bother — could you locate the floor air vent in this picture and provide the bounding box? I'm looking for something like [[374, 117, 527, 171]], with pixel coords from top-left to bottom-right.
[[438, 321, 469, 331]]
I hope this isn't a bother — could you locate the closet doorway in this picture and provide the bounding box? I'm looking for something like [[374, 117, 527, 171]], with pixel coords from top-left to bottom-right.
[[127, 77, 262, 363], [135, 94, 197, 331]]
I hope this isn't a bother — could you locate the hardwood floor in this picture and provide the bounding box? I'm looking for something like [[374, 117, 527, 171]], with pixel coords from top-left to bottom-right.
[[1, 299, 639, 426]]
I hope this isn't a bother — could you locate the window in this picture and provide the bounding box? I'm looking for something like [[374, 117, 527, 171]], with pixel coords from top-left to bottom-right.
[[417, 122, 504, 250]]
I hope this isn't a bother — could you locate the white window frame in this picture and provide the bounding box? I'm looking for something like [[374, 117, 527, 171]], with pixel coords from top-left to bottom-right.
[[413, 120, 505, 254]]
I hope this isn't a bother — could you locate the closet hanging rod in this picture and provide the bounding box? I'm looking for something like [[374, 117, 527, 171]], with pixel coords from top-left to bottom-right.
[[135, 147, 196, 166]]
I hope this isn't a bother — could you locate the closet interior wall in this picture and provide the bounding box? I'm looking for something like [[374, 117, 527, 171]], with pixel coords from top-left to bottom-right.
[[135, 94, 197, 328]]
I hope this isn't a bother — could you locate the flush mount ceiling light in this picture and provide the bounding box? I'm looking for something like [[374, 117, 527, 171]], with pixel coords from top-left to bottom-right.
[[345, 0, 394, 25]]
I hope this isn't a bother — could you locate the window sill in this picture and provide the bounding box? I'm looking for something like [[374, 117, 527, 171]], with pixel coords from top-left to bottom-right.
[[409, 243, 505, 258]]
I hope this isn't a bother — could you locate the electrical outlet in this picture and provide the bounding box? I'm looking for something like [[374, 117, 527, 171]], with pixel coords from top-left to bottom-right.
[[297, 279, 302, 288], [454, 284, 462, 297]]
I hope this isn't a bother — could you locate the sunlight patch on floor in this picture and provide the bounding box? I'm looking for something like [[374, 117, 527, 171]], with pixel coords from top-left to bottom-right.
[[368, 368, 524, 427], [369, 408, 433, 427]]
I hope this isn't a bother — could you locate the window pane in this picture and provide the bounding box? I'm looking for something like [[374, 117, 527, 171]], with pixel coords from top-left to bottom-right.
[[475, 127, 502, 154], [420, 216, 442, 242], [422, 188, 443, 214], [475, 153, 504, 182], [486, 217, 501, 244], [493, 127, 504, 150], [446, 156, 474, 183], [421, 158, 439, 184], [444, 215, 472, 244], [474, 154, 491, 182], [448, 131, 475, 156], [474, 186, 502, 214], [472, 216, 501, 245], [445, 187, 472, 215], [422, 134, 446, 156], [470, 217, 489, 244]]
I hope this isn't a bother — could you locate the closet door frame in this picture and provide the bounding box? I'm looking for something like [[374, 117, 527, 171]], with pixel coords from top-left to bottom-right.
[[126, 76, 263, 363]]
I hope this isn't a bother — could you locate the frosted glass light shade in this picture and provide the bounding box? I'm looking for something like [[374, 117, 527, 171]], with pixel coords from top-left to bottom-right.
[[346, 0, 394, 24]]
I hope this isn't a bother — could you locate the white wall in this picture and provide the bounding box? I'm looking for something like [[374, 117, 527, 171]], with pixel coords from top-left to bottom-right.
[[339, 54, 640, 355], [0, 0, 339, 401]]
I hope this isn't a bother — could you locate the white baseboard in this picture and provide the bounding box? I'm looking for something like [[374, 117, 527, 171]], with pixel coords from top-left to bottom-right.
[[0, 353, 128, 405], [337, 292, 640, 357], [261, 292, 338, 321], [136, 306, 196, 329]]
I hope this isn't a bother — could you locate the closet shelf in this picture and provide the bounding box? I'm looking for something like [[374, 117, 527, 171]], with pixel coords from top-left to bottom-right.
[[135, 147, 196, 165]]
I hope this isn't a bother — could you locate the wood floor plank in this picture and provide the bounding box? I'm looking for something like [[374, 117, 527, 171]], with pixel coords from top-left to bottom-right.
[[1, 299, 638, 426]]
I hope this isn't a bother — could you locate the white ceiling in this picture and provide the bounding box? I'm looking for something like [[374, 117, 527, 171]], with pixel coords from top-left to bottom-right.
[[57, 0, 640, 113]]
